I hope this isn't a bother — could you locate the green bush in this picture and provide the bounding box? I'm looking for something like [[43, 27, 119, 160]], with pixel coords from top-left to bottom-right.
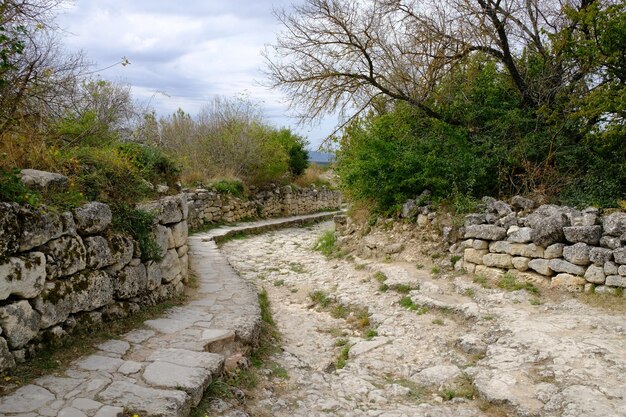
[[111, 204, 161, 261], [117, 142, 180, 186], [211, 179, 245, 197], [0, 168, 39, 205]]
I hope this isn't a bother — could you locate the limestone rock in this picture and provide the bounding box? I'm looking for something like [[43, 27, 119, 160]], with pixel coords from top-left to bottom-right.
[[401, 199, 418, 219], [105, 234, 134, 271], [18, 207, 64, 251], [528, 259, 553, 276], [604, 261, 618, 275], [489, 241, 510, 254], [528, 213, 567, 247], [605, 275, 626, 287], [146, 261, 163, 290], [20, 169, 68, 192], [507, 226, 532, 243], [464, 225, 507, 241], [34, 270, 114, 328], [464, 249, 487, 265], [114, 263, 148, 299], [600, 235, 621, 249], [97, 381, 190, 417], [510, 195, 536, 211], [603, 212, 626, 237], [158, 249, 181, 283], [544, 243, 564, 259], [0, 252, 46, 300], [551, 273, 586, 291], [589, 247, 613, 266], [472, 240, 488, 250], [548, 259, 585, 276], [73, 202, 112, 235], [0, 336, 15, 371], [415, 365, 461, 386], [508, 243, 544, 258], [613, 248, 626, 264], [483, 253, 513, 269], [0, 300, 40, 348], [42, 235, 86, 278], [143, 361, 211, 406], [563, 226, 602, 245], [0, 384, 55, 413], [464, 213, 486, 227], [171, 221, 188, 248], [584, 265, 605, 284], [139, 195, 186, 225], [84, 236, 113, 269], [0, 202, 21, 257], [512, 257, 530, 272], [562, 243, 591, 266], [457, 334, 487, 355], [383, 243, 404, 254], [148, 348, 224, 372]]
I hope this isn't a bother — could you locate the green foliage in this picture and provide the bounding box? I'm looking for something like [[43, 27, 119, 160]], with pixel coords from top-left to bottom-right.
[[314, 230, 336, 257], [0, 168, 39, 205], [210, 179, 245, 197], [497, 273, 539, 294], [117, 142, 180, 186], [111, 204, 161, 262]]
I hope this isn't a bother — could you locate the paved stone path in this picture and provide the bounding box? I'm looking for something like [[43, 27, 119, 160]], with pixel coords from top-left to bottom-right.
[[0, 212, 337, 417], [219, 221, 626, 417]]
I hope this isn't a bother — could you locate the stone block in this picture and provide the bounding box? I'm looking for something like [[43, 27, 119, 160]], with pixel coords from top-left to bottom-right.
[[614, 248, 626, 264], [42, 235, 86, 279], [464, 249, 487, 265], [562, 243, 591, 266], [20, 169, 68, 191], [512, 257, 530, 272], [114, 264, 148, 299], [143, 361, 211, 406], [483, 253, 513, 269], [472, 240, 488, 250], [18, 207, 64, 251], [528, 259, 553, 276], [510, 195, 536, 211], [604, 261, 618, 275], [619, 265, 626, 276], [153, 224, 172, 258], [97, 381, 190, 417], [528, 213, 567, 247], [600, 236, 621, 249], [0, 300, 40, 349], [550, 273, 586, 292], [146, 262, 162, 291], [544, 243, 564, 259], [0, 384, 55, 413], [34, 270, 114, 328], [603, 212, 626, 237], [170, 221, 188, 248], [464, 213, 486, 227], [589, 247, 613, 266], [0, 336, 15, 372], [73, 202, 112, 235], [463, 262, 476, 274], [158, 249, 181, 283], [84, 236, 113, 269], [563, 226, 602, 245], [605, 275, 626, 288], [584, 265, 605, 284], [0, 252, 46, 301], [474, 265, 504, 280], [548, 259, 586, 276], [506, 226, 532, 243], [509, 243, 544, 258], [464, 225, 507, 241], [489, 241, 510, 254]]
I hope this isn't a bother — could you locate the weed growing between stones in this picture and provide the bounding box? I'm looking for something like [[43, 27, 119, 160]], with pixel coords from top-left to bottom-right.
[[289, 261, 307, 273], [314, 229, 336, 257], [439, 373, 478, 401], [335, 345, 351, 369], [398, 296, 429, 315], [497, 273, 539, 294]]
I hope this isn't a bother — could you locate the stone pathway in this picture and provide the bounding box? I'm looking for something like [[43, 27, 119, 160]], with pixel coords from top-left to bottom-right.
[[219, 222, 626, 417], [0, 212, 337, 417]]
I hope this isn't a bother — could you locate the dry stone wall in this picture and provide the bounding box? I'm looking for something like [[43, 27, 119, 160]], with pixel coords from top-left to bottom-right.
[[451, 197, 626, 293], [186, 185, 341, 230], [0, 195, 189, 372]]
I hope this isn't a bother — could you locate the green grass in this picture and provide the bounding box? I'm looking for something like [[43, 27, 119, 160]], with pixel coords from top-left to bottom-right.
[[391, 284, 415, 294], [336, 345, 351, 369], [314, 230, 336, 257], [398, 296, 429, 315], [273, 279, 285, 287], [365, 328, 378, 339], [289, 262, 307, 273], [497, 273, 539, 294], [464, 288, 475, 297], [431, 266, 441, 274], [335, 338, 349, 347], [374, 271, 388, 283], [439, 373, 477, 401], [309, 290, 332, 308], [379, 283, 389, 292]]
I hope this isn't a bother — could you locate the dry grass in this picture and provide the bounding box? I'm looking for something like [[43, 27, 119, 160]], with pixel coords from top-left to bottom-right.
[[293, 164, 333, 188]]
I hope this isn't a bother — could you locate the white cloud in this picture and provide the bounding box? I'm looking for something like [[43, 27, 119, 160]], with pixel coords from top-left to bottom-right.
[[56, 0, 336, 149]]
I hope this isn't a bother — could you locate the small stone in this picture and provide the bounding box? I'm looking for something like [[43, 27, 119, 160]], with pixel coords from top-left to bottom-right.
[[20, 169, 69, 191], [143, 361, 211, 406], [551, 273, 586, 292], [512, 257, 530, 272], [507, 226, 532, 243], [483, 253, 513, 269], [604, 261, 619, 275], [18, 207, 64, 251], [605, 275, 626, 288], [562, 243, 591, 266], [589, 247, 613, 266], [73, 202, 112, 235], [600, 235, 621, 249], [0, 384, 55, 413], [603, 212, 626, 236], [118, 361, 143, 375], [584, 265, 605, 284], [464, 249, 487, 265], [548, 259, 586, 276], [0, 300, 40, 349], [472, 240, 488, 250], [464, 213, 486, 227], [464, 225, 507, 241], [614, 248, 626, 264], [528, 259, 553, 276], [528, 213, 568, 247], [563, 226, 602, 245], [457, 334, 487, 355], [75, 355, 124, 372], [0, 336, 15, 371], [510, 195, 536, 211], [0, 252, 46, 301], [594, 285, 619, 295], [96, 340, 130, 356], [544, 243, 565, 259]]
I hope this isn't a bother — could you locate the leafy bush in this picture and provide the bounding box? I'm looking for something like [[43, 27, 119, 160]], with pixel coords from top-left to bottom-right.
[[210, 179, 245, 197], [111, 204, 161, 262], [0, 168, 39, 205], [117, 142, 180, 186]]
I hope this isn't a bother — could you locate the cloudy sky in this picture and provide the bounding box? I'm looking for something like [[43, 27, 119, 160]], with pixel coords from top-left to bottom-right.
[[57, 0, 336, 149]]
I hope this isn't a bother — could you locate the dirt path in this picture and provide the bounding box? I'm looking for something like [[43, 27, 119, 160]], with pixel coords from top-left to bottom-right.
[[219, 222, 626, 417]]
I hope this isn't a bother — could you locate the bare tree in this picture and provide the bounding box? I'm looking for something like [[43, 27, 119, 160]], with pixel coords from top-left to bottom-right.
[[264, 0, 617, 129]]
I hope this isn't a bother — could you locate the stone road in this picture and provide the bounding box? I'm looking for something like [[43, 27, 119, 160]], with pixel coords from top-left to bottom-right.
[[220, 221, 626, 417], [0, 212, 337, 417]]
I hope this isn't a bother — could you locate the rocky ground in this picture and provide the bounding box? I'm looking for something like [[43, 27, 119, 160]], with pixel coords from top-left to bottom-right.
[[217, 221, 626, 417]]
